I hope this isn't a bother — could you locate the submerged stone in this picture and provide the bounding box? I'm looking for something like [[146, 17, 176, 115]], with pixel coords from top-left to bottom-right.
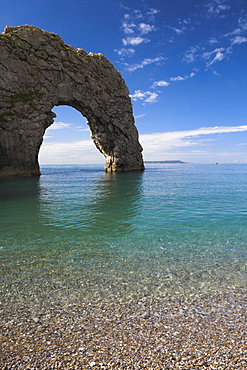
[[0, 25, 144, 176]]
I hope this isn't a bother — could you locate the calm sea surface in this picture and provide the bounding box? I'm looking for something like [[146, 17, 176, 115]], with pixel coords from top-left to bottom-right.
[[1, 163, 247, 308]]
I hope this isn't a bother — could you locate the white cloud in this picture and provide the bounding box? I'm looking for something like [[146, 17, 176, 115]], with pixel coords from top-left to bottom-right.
[[208, 50, 225, 66], [48, 122, 72, 130], [147, 8, 160, 15], [126, 56, 165, 72], [202, 47, 228, 67], [203, 47, 224, 60], [135, 113, 146, 119], [183, 46, 200, 63], [212, 69, 221, 77], [39, 125, 247, 164], [152, 80, 170, 87], [122, 36, 149, 46], [231, 36, 247, 45], [140, 125, 247, 161], [170, 72, 196, 82], [225, 16, 247, 39], [39, 140, 104, 165], [123, 13, 130, 20], [133, 10, 143, 19], [145, 93, 159, 103], [179, 18, 191, 25], [206, 0, 230, 15], [122, 21, 136, 34], [114, 48, 135, 57], [45, 121, 89, 134], [208, 37, 218, 45], [130, 90, 158, 103], [140, 125, 247, 150], [218, 5, 229, 11], [138, 23, 155, 35], [226, 28, 242, 37], [183, 53, 195, 63], [74, 126, 90, 132], [191, 71, 198, 78], [118, 8, 159, 58], [167, 26, 185, 35], [170, 76, 185, 81]]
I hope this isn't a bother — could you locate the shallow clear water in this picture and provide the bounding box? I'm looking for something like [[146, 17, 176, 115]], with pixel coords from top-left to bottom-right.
[[1, 163, 247, 309]]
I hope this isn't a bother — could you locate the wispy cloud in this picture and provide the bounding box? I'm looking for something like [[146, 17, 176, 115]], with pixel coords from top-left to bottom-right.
[[182, 9, 247, 70], [44, 122, 89, 139], [152, 80, 170, 87], [183, 46, 201, 63], [39, 140, 104, 164], [183, 53, 196, 63], [118, 7, 159, 57], [147, 8, 160, 16], [122, 21, 155, 36], [231, 36, 247, 45], [140, 125, 247, 159], [114, 47, 135, 57], [170, 72, 196, 81], [74, 126, 90, 132], [48, 122, 72, 130], [152, 71, 196, 88], [202, 47, 228, 67], [122, 36, 150, 46], [138, 23, 155, 35], [135, 113, 146, 119], [40, 125, 247, 164], [178, 18, 191, 25], [122, 21, 136, 34], [130, 90, 158, 103], [141, 125, 247, 145], [133, 9, 143, 19], [206, 0, 230, 16], [167, 25, 185, 35], [125, 56, 165, 72], [170, 76, 186, 82], [208, 37, 218, 45], [123, 13, 131, 20], [224, 16, 247, 37]]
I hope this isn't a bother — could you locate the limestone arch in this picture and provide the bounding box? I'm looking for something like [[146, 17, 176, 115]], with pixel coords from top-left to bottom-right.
[[0, 25, 144, 176]]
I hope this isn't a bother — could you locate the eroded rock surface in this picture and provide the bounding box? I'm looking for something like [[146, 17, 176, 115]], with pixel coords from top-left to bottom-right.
[[0, 25, 144, 176]]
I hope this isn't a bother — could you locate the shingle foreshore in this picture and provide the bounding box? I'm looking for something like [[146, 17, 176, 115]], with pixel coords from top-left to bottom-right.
[[1, 292, 247, 369]]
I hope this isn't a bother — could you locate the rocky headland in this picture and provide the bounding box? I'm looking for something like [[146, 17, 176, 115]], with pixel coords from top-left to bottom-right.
[[0, 25, 144, 176]]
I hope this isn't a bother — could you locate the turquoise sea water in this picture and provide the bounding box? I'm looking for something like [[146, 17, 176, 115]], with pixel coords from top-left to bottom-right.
[[0, 163, 247, 309]]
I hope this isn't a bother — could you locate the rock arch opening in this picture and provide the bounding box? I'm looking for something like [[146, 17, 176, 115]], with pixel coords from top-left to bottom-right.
[[39, 105, 104, 165], [0, 25, 144, 176]]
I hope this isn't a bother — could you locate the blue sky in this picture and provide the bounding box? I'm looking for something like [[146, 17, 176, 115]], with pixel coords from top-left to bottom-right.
[[1, 0, 247, 164]]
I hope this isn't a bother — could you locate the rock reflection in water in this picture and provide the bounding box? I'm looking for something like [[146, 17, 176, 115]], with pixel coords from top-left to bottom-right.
[[38, 168, 144, 238], [85, 171, 143, 236], [0, 177, 46, 248], [0, 168, 144, 250]]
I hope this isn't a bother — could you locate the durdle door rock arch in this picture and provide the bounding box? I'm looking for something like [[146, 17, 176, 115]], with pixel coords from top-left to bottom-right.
[[0, 25, 144, 176]]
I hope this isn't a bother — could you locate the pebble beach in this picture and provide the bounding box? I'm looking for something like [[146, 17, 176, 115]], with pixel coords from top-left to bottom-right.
[[1, 292, 247, 369], [1, 243, 246, 369]]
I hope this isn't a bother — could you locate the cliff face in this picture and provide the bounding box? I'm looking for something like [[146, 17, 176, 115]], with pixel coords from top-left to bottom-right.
[[0, 25, 144, 176]]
